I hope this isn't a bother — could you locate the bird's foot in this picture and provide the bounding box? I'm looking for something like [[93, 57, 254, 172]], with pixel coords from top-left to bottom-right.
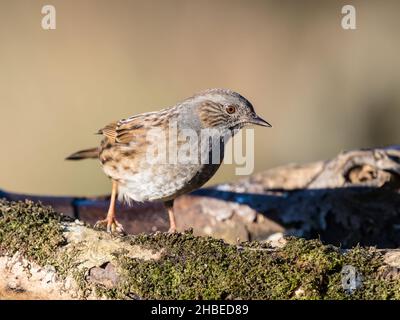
[[168, 226, 177, 233], [95, 216, 125, 235]]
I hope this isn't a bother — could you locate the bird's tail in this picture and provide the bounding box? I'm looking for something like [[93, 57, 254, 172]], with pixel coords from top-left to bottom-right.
[[65, 147, 99, 160]]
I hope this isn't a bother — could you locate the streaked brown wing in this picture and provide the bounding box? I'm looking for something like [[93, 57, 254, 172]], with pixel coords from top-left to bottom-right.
[[98, 122, 118, 142], [98, 106, 176, 145], [98, 116, 147, 145], [115, 119, 145, 144]]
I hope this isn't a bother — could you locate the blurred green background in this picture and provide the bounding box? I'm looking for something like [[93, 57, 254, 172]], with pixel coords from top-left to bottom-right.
[[0, 0, 399, 196]]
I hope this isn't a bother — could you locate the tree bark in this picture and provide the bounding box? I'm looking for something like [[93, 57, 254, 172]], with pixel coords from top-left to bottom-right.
[[1, 146, 400, 299], [1, 205, 400, 300], [1, 146, 400, 247]]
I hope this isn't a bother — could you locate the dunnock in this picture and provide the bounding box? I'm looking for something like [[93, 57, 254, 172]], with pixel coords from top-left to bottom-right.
[[67, 88, 271, 233]]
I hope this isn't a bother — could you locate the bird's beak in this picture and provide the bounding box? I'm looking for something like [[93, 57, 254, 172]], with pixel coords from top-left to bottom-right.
[[249, 115, 272, 127]]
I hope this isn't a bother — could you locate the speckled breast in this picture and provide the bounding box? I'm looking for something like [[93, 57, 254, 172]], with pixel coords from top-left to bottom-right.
[[99, 137, 225, 203], [120, 162, 222, 203]]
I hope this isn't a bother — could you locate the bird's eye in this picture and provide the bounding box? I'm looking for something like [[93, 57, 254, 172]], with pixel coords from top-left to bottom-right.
[[225, 105, 236, 114]]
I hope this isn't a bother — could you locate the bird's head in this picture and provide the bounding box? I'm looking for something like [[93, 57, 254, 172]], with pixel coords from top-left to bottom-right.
[[192, 88, 271, 131]]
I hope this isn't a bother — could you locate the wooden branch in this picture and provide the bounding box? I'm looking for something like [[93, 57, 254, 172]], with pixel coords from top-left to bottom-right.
[[1, 146, 400, 248], [1, 146, 400, 299], [177, 146, 400, 247]]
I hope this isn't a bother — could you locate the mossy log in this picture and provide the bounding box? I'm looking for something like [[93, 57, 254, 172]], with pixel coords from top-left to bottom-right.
[[187, 145, 400, 247], [1, 199, 400, 300], [1, 146, 400, 247]]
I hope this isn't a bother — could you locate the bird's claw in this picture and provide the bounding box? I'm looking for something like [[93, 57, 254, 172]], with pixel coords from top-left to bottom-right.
[[94, 217, 125, 235], [168, 227, 177, 233]]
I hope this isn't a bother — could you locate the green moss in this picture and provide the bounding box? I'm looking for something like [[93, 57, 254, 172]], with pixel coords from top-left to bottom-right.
[[326, 246, 400, 300], [113, 234, 312, 299], [72, 267, 92, 298], [0, 199, 71, 266], [111, 233, 400, 300], [0, 199, 97, 298], [1, 199, 400, 300]]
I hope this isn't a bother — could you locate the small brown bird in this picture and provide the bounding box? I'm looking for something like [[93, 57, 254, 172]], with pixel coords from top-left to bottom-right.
[[66, 88, 271, 233]]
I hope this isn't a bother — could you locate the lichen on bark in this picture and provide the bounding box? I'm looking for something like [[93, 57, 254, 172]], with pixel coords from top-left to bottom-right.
[[1, 199, 400, 300], [0, 199, 71, 269]]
